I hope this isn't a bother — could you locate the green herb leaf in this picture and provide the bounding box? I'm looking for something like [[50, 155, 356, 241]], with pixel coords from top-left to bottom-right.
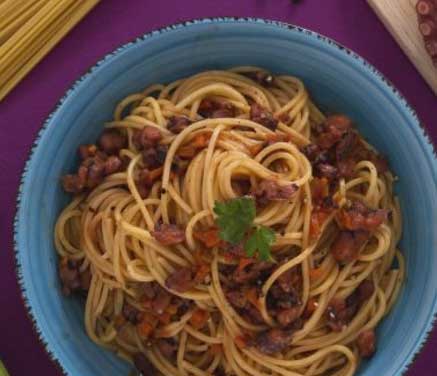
[[214, 198, 276, 260], [245, 226, 276, 261], [213, 197, 255, 244]]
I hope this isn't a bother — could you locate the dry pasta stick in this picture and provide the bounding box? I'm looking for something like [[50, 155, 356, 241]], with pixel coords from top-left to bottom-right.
[[0, 0, 45, 44], [0, 0, 101, 102], [0, 0, 81, 85]]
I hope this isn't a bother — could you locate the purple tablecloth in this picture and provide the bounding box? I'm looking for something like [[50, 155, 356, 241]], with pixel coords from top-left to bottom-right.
[[1, 1, 436, 375]]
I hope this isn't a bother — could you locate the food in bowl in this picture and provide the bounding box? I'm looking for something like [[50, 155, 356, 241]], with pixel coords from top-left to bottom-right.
[[54, 67, 404, 376]]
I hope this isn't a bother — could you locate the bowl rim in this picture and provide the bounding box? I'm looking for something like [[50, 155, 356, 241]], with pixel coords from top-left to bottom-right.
[[13, 16, 437, 376]]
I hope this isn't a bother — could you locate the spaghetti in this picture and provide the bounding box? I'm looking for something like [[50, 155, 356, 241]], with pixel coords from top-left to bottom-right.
[[0, 0, 101, 102], [55, 67, 404, 376]]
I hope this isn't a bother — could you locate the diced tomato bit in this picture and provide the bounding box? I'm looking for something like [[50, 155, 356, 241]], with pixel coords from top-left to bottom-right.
[[189, 308, 210, 329], [245, 287, 259, 308], [142, 298, 153, 310], [309, 267, 323, 281], [224, 251, 237, 262], [142, 312, 159, 327], [238, 257, 256, 272], [194, 264, 210, 283], [137, 320, 154, 338], [154, 328, 170, 338], [192, 133, 211, 148], [209, 343, 223, 355], [235, 335, 248, 349], [177, 133, 211, 159], [177, 146, 197, 159], [165, 304, 178, 315], [158, 312, 172, 325], [311, 177, 329, 203], [114, 314, 126, 329], [141, 166, 164, 187], [303, 298, 318, 318], [248, 143, 264, 156], [60, 256, 68, 267], [192, 249, 204, 265], [309, 209, 331, 238], [219, 240, 230, 249], [150, 166, 163, 180], [265, 133, 291, 144], [194, 228, 221, 248]]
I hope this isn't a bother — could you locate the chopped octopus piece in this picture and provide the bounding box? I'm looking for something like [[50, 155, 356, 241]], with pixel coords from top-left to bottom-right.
[[59, 258, 90, 295], [133, 126, 162, 149], [330, 230, 370, 263], [337, 200, 389, 231], [357, 329, 376, 357], [142, 144, 168, 168], [98, 129, 127, 155], [151, 288, 172, 315], [165, 267, 194, 293], [233, 261, 273, 284], [133, 353, 156, 375], [198, 99, 235, 118], [276, 307, 301, 327], [326, 280, 375, 331], [326, 298, 356, 332], [226, 290, 247, 309], [244, 71, 274, 86], [167, 116, 191, 134], [156, 338, 178, 358], [316, 115, 352, 149], [255, 327, 299, 354], [152, 223, 185, 245], [250, 103, 278, 130], [122, 303, 143, 325], [252, 179, 298, 205]]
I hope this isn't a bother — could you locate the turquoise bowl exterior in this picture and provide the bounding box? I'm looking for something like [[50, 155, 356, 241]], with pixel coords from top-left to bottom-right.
[[14, 18, 437, 376]]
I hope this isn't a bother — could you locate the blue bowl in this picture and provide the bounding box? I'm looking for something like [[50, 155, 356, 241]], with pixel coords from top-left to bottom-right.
[[15, 18, 437, 376]]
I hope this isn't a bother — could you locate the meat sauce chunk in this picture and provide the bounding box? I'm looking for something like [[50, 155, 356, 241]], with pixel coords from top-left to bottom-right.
[[255, 328, 293, 354], [330, 230, 370, 264], [133, 353, 156, 376], [337, 200, 389, 232], [357, 329, 376, 357], [198, 99, 235, 118], [152, 223, 185, 245], [250, 103, 278, 130], [165, 267, 194, 293], [252, 179, 298, 206]]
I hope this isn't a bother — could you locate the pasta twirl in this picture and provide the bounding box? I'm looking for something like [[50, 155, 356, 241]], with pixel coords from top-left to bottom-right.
[[55, 67, 404, 376]]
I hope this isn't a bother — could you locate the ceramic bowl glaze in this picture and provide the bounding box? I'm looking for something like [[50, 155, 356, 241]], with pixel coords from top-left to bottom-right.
[[14, 18, 437, 376]]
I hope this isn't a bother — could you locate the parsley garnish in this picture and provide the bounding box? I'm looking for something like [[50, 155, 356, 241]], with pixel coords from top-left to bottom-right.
[[214, 197, 255, 244], [213, 197, 276, 260], [246, 226, 276, 261]]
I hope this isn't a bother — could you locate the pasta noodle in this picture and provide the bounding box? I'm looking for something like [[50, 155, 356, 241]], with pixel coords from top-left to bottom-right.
[[0, 0, 100, 101], [55, 67, 404, 376]]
